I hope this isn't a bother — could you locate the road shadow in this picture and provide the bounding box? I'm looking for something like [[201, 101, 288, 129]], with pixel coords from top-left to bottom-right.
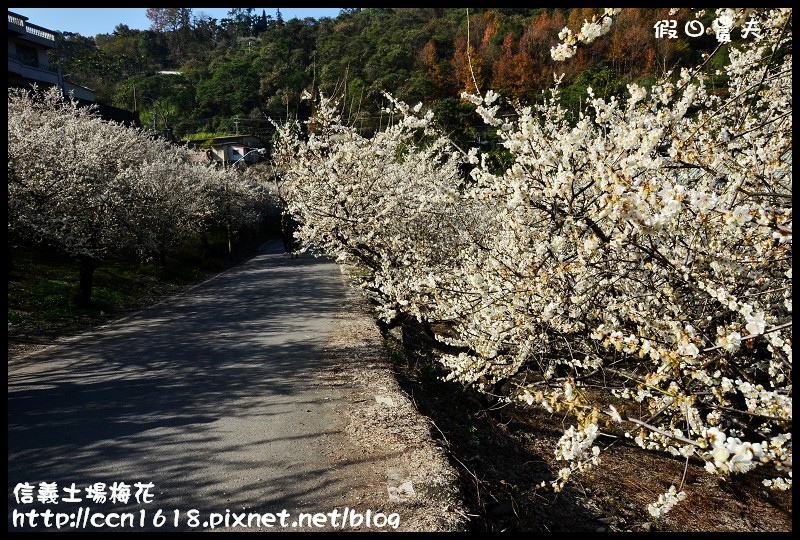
[[7, 240, 386, 531]]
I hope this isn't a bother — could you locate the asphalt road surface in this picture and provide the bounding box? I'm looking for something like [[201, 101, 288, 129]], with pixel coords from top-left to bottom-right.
[[7, 239, 379, 532]]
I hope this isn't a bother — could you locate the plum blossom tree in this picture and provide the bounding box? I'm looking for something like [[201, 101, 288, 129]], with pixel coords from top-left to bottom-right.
[[201, 160, 271, 260], [113, 154, 219, 266], [273, 7, 791, 515], [10, 86, 149, 305], [271, 93, 479, 325], [8, 86, 263, 306]]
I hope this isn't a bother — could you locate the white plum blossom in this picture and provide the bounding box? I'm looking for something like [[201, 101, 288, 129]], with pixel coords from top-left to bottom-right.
[[716, 331, 742, 352], [627, 83, 647, 105], [608, 405, 623, 423], [647, 486, 688, 518], [551, 9, 618, 60], [556, 423, 600, 462], [550, 42, 577, 62]]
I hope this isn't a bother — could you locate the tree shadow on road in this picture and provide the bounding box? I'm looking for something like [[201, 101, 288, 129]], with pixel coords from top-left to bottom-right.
[[7, 240, 382, 531]]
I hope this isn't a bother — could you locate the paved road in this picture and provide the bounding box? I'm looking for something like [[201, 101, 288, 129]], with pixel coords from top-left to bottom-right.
[[7, 240, 365, 532]]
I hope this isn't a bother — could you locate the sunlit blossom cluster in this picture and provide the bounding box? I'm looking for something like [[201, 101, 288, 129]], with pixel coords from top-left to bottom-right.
[[647, 485, 687, 518], [550, 8, 620, 61]]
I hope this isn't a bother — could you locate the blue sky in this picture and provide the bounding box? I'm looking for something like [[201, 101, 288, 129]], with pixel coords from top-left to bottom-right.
[[9, 8, 344, 37]]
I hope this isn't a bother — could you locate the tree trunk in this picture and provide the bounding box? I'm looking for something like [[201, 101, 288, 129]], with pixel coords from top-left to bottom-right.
[[75, 258, 97, 308], [200, 232, 210, 259]]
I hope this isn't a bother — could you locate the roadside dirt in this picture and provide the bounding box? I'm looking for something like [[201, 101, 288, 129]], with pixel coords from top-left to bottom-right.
[[310, 266, 468, 531]]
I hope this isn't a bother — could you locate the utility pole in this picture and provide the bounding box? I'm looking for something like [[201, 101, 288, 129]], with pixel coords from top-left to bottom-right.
[[234, 118, 239, 135]]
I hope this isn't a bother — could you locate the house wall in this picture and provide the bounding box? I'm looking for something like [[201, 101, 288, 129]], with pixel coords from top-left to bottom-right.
[[8, 11, 60, 89], [7, 10, 137, 127], [207, 136, 267, 165]]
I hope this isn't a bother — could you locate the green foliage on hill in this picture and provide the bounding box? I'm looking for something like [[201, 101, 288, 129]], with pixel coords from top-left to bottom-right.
[[48, 8, 721, 147]]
